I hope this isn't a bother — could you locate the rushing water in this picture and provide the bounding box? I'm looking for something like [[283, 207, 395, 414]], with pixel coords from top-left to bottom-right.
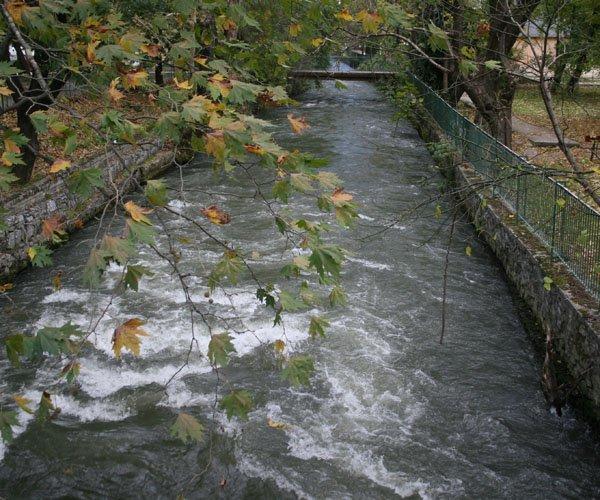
[[1, 72, 599, 499]]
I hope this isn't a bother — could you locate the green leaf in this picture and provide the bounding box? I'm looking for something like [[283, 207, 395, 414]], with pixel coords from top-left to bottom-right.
[[220, 390, 253, 420], [309, 316, 329, 338], [334, 80, 347, 90], [0, 169, 18, 191], [171, 412, 204, 443], [279, 290, 305, 312], [272, 180, 291, 203], [484, 60, 502, 71], [68, 168, 104, 199], [28, 245, 53, 267], [428, 22, 449, 52], [309, 245, 344, 281], [126, 219, 157, 245], [145, 180, 168, 207], [208, 251, 243, 291], [0, 411, 18, 443], [83, 248, 107, 287], [5, 334, 24, 367], [124, 265, 153, 291], [543, 276, 554, 291], [208, 333, 236, 367], [36, 391, 56, 425], [282, 355, 314, 386], [0, 61, 19, 77], [329, 285, 347, 307], [100, 235, 136, 265]]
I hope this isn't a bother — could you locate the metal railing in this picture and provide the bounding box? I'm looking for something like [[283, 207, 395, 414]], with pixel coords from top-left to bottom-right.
[[407, 73, 600, 300]]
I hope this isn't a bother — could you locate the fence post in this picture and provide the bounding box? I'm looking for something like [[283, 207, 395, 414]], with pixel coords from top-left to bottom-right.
[[550, 182, 558, 260]]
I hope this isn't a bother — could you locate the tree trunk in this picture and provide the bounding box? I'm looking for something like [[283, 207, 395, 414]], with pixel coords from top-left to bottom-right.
[[15, 105, 38, 182], [155, 60, 164, 86]]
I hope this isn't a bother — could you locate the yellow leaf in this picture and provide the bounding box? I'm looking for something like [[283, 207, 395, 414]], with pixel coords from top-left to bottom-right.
[[122, 70, 148, 90], [52, 272, 62, 291], [0, 282, 14, 293], [108, 78, 124, 102], [124, 200, 153, 225], [274, 339, 285, 353], [287, 114, 310, 134], [0, 86, 13, 96], [1, 151, 15, 166], [331, 187, 353, 205], [204, 130, 226, 160], [200, 204, 231, 225], [194, 56, 208, 66], [112, 318, 149, 359], [336, 9, 353, 21], [465, 245, 472, 256], [356, 10, 382, 33], [27, 247, 37, 261], [311, 37, 325, 48], [49, 159, 71, 173], [86, 40, 100, 63], [289, 23, 301, 37], [13, 394, 33, 414], [174, 77, 193, 90], [6, 0, 29, 24], [267, 417, 288, 430]]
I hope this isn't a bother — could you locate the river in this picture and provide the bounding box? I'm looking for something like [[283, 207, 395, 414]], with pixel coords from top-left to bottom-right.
[[0, 72, 599, 498]]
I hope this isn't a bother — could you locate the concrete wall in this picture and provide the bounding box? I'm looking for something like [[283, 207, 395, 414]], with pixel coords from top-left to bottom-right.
[[0, 141, 174, 279], [412, 108, 600, 424]]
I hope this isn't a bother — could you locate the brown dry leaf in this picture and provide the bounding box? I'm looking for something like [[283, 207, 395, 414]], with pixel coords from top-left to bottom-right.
[[0, 86, 13, 96], [124, 200, 153, 225], [49, 159, 71, 173], [200, 205, 231, 225], [112, 318, 149, 359], [0, 283, 14, 293], [287, 114, 309, 134], [267, 417, 289, 430], [108, 79, 124, 102], [331, 187, 353, 205], [41, 214, 65, 240], [140, 44, 161, 57], [122, 70, 148, 90], [4, 138, 20, 154], [73, 218, 85, 230]]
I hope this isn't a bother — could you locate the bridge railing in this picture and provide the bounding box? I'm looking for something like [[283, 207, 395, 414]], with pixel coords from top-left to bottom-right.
[[407, 72, 600, 300]]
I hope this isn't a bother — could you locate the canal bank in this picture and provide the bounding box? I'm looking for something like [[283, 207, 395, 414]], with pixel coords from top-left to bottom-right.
[[407, 89, 600, 425]]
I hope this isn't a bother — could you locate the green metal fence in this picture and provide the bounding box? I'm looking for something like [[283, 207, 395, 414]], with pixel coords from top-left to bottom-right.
[[407, 73, 600, 300]]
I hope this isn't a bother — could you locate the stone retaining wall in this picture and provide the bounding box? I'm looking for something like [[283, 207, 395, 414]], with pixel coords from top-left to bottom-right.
[[412, 107, 600, 424], [0, 141, 175, 279]]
